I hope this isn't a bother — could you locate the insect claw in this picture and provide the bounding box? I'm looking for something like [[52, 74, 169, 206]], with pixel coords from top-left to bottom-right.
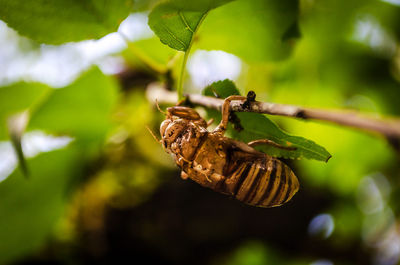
[[181, 171, 189, 180], [247, 139, 297, 150], [178, 156, 192, 165]]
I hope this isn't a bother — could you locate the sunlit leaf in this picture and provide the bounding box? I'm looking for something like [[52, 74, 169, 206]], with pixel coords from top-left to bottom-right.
[[148, 0, 234, 51], [203, 79, 331, 161], [0, 0, 133, 44], [196, 0, 300, 62]]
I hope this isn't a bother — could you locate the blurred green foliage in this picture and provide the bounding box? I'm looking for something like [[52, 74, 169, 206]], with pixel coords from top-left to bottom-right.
[[29, 68, 118, 144], [0, 0, 400, 264], [0, 147, 82, 264], [0, 68, 119, 264], [0, 82, 50, 139], [0, 0, 134, 44], [197, 0, 299, 62]]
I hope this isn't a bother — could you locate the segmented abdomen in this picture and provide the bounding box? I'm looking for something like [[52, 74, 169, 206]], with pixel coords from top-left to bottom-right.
[[220, 157, 299, 207]]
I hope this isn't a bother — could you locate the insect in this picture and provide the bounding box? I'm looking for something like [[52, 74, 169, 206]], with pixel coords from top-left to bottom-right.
[[154, 94, 299, 207]]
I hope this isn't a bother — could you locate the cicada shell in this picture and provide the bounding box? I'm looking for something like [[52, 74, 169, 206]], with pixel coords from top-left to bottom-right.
[[159, 96, 299, 207]]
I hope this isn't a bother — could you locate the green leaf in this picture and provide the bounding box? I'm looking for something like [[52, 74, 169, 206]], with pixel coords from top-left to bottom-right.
[[202, 79, 240, 124], [29, 68, 119, 143], [148, 0, 234, 98], [148, 0, 235, 99], [196, 0, 300, 62], [0, 82, 51, 140], [0, 147, 82, 264], [148, 0, 234, 51], [231, 113, 331, 161], [161, 0, 235, 11], [0, 0, 134, 44], [148, 3, 205, 51], [203, 79, 241, 98], [202, 80, 331, 161]]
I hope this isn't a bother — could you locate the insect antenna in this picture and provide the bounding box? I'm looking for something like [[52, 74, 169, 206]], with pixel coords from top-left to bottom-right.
[[146, 125, 161, 144], [155, 99, 167, 115]]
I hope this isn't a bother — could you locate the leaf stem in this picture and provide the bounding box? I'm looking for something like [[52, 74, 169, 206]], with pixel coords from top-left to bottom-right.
[[177, 11, 209, 100], [177, 51, 189, 100], [7, 87, 53, 178]]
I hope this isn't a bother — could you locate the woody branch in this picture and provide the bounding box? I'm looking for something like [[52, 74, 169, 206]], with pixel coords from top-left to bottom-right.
[[146, 83, 400, 143]]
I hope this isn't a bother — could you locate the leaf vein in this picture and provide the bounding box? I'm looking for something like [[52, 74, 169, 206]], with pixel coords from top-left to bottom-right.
[[162, 24, 187, 50], [178, 11, 194, 33]]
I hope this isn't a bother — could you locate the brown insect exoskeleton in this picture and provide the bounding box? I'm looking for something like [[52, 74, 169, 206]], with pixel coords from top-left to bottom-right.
[[156, 95, 299, 207]]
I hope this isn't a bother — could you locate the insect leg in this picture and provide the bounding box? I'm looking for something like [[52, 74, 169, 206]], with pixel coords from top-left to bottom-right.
[[248, 139, 297, 151], [167, 106, 202, 120], [189, 163, 225, 183], [176, 99, 186, 106], [184, 166, 212, 182], [206, 118, 214, 127], [166, 106, 208, 127], [213, 95, 246, 135]]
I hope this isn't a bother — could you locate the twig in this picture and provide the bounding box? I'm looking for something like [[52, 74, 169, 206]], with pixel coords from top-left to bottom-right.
[[146, 83, 400, 142]]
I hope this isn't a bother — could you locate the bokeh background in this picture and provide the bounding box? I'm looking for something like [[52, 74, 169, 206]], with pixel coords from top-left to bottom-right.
[[1, 0, 400, 264]]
